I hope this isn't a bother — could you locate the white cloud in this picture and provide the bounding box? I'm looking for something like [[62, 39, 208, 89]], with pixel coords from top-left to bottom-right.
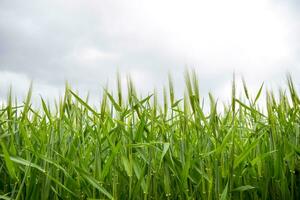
[[112, 0, 295, 68], [73, 47, 118, 64], [0, 70, 64, 106], [0, 71, 31, 97]]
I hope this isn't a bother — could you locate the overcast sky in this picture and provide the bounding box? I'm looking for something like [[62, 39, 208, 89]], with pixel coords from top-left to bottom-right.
[[0, 0, 299, 105]]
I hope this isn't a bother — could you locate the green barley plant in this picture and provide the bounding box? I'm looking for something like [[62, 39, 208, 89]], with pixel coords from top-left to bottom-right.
[[0, 71, 299, 199]]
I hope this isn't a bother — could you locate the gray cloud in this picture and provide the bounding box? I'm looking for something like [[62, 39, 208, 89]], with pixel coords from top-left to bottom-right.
[[0, 0, 299, 103]]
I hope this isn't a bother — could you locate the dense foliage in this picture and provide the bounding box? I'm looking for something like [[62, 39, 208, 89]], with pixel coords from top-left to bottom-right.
[[0, 72, 299, 199]]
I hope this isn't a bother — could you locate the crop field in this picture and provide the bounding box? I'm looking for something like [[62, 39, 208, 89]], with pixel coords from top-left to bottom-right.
[[0, 72, 299, 200]]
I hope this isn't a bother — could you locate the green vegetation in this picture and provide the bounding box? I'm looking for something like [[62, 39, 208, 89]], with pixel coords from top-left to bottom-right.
[[0, 72, 299, 200]]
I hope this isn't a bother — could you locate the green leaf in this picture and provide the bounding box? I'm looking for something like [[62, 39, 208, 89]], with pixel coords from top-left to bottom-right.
[[234, 135, 264, 169], [101, 142, 121, 180], [0, 194, 11, 200], [254, 82, 264, 104], [235, 99, 266, 118], [286, 140, 300, 156], [5, 155, 77, 197], [81, 173, 113, 199], [159, 143, 170, 168], [0, 142, 17, 180], [21, 82, 33, 121], [105, 90, 122, 112], [220, 182, 229, 200], [232, 185, 256, 192], [40, 97, 52, 123], [121, 156, 132, 177], [250, 150, 277, 166], [7, 155, 45, 172], [69, 90, 99, 116]]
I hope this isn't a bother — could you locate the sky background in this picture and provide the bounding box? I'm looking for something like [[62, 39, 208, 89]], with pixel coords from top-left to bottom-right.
[[0, 0, 299, 105]]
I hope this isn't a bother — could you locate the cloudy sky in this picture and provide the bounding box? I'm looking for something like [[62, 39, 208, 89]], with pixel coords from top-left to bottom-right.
[[0, 0, 299, 104]]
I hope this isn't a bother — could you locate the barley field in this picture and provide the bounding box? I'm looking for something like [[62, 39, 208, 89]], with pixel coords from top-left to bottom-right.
[[0, 72, 299, 199]]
